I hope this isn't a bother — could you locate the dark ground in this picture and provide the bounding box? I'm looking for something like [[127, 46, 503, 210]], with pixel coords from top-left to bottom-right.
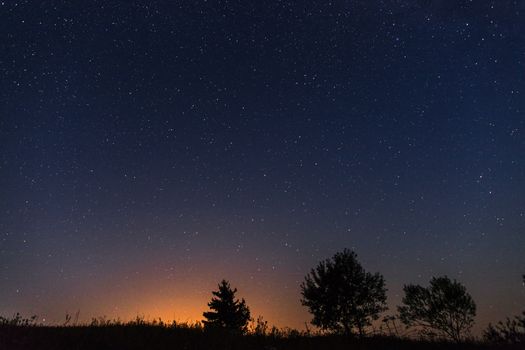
[[0, 324, 521, 350]]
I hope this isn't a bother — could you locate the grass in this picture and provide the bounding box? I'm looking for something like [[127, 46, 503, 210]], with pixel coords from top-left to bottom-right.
[[0, 315, 522, 350]]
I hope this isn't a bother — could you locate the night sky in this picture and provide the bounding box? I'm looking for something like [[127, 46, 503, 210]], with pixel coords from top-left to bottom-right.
[[1, 0, 524, 333]]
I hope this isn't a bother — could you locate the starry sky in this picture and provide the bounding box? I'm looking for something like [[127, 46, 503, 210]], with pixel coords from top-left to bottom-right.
[[1, 0, 524, 333]]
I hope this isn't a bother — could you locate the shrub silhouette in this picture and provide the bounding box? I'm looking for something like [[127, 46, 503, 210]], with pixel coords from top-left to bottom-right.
[[484, 312, 525, 345], [0, 313, 37, 326], [483, 274, 525, 344], [202, 279, 251, 334], [398, 276, 476, 342], [300, 249, 387, 336]]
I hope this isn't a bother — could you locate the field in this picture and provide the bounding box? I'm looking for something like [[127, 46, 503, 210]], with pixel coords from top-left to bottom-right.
[[0, 322, 521, 350]]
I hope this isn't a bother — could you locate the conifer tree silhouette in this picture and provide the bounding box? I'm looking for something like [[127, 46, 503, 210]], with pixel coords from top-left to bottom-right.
[[203, 279, 251, 334]]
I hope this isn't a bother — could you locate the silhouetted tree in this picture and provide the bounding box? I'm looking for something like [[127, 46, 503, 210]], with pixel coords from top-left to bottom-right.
[[484, 274, 525, 344], [300, 249, 387, 336], [484, 312, 525, 345], [398, 276, 476, 342], [202, 280, 251, 334]]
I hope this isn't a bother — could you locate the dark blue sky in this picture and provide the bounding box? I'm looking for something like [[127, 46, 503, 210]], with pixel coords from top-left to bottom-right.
[[1, 0, 524, 332]]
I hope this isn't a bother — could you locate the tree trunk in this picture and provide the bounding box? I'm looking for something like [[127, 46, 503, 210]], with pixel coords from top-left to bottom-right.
[[357, 323, 364, 337], [343, 323, 352, 337]]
